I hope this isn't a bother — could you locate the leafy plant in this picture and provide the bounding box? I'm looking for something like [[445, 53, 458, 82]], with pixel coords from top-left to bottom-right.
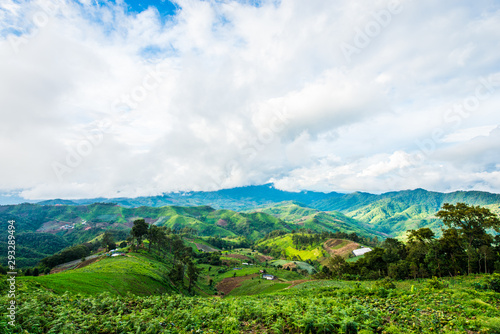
[[426, 276, 448, 289]]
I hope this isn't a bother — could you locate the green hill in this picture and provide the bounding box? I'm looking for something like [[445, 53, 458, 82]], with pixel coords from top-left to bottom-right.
[[251, 201, 383, 238], [255, 234, 325, 262], [312, 189, 500, 237], [0, 203, 294, 267], [19, 252, 177, 296]]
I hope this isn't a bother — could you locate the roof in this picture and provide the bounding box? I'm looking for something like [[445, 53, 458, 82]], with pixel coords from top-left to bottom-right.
[[352, 247, 372, 257]]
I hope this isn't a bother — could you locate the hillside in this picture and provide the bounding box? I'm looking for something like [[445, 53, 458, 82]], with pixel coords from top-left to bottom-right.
[[2, 187, 500, 267], [19, 252, 177, 296], [20, 185, 500, 239], [251, 201, 384, 238], [3, 273, 499, 333], [255, 234, 325, 262], [0, 203, 298, 268], [314, 189, 500, 237], [254, 233, 366, 268]]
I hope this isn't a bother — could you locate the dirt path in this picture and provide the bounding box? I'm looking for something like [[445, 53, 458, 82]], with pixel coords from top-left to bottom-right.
[[216, 273, 258, 296], [50, 254, 102, 274], [284, 279, 316, 289]]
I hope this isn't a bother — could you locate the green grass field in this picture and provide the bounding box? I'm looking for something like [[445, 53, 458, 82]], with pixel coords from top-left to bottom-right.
[[17, 253, 176, 296]]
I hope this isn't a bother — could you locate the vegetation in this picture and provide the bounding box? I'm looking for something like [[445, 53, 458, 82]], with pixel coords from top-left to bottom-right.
[[318, 203, 500, 281], [1, 201, 500, 333], [1, 274, 499, 333]]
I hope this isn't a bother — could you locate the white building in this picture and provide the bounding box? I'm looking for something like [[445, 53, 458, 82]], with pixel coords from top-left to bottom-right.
[[352, 247, 372, 257]]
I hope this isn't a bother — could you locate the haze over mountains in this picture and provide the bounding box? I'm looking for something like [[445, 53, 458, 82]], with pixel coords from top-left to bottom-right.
[[8, 184, 499, 212]]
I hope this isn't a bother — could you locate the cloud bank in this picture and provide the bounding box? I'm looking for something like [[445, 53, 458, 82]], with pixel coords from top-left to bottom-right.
[[1, 0, 500, 199]]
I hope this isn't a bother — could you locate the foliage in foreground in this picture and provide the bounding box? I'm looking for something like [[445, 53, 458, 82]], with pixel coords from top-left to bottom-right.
[[1, 275, 499, 334]]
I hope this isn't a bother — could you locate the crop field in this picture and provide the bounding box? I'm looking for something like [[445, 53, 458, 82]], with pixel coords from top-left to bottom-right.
[[256, 234, 325, 261], [270, 259, 316, 274], [1, 274, 499, 334], [14, 253, 175, 296]]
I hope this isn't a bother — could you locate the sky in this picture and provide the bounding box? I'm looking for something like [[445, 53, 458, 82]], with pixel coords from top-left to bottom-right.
[[1, 0, 500, 200]]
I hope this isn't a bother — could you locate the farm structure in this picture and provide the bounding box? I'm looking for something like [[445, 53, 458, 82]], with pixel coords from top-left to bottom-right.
[[352, 247, 372, 257]]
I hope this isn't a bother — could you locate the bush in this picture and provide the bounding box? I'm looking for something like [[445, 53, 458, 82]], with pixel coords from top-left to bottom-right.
[[426, 276, 448, 289], [484, 273, 500, 292], [344, 321, 358, 334], [375, 277, 396, 290]]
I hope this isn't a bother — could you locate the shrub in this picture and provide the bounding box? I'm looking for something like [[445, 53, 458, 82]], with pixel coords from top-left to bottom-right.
[[375, 277, 396, 290], [484, 273, 500, 292], [344, 321, 358, 334], [426, 276, 448, 289]]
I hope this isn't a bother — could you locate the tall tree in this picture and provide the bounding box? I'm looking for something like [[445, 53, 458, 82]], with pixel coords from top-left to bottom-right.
[[102, 231, 116, 251], [131, 219, 149, 247], [436, 203, 500, 275], [186, 259, 201, 293]]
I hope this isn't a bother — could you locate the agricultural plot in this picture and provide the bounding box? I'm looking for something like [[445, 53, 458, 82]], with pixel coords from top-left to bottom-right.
[[2, 274, 499, 333], [270, 259, 316, 274]]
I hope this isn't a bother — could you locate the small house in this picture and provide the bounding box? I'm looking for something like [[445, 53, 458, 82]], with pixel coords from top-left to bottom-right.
[[242, 263, 248, 265], [262, 274, 274, 280]]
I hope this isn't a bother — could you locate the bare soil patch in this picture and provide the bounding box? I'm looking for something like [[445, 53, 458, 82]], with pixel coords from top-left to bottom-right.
[[195, 243, 218, 252], [216, 219, 228, 226], [282, 262, 298, 270], [255, 254, 274, 262], [323, 239, 360, 258], [74, 256, 102, 270], [216, 273, 258, 296]]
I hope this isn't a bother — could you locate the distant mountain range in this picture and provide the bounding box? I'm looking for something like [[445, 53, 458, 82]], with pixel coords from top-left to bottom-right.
[[32, 185, 500, 233]]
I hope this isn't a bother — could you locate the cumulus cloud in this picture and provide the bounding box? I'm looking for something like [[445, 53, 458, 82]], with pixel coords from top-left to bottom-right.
[[1, 0, 500, 200]]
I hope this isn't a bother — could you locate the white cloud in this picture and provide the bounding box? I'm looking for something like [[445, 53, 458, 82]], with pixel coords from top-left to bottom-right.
[[1, 0, 500, 200], [442, 125, 497, 143]]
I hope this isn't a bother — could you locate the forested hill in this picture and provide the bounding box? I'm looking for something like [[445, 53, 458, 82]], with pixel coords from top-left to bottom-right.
[[1, 186, 499, 267], [31, 185, 500, 213], [0, 202, 381, 268]]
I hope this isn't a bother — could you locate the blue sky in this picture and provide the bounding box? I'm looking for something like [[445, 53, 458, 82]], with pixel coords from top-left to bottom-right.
[[0, 0, 500, 200], [122, 0, 178, 17]]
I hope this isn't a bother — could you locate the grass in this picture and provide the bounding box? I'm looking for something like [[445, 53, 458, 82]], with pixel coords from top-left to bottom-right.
[[256, 234, 325, 261], [229, 279, 291, 296], [18, 253, 175, 296]]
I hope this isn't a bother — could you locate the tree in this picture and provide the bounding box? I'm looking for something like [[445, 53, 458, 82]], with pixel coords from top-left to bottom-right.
[[381, 238, 406, 264], [407, 228, 435, 243], [186, 260, 201, 293], [147, 225, 165, 252], [436, 203, 500, 275], [131, 219, 149, 247], [102, 231, 116, 251], [326, 255, 346, 279]]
